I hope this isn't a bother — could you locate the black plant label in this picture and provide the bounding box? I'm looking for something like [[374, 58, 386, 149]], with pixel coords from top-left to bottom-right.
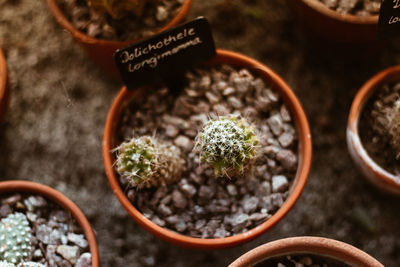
[[114, 17, 216, 91], [378, 0, 400, 39]]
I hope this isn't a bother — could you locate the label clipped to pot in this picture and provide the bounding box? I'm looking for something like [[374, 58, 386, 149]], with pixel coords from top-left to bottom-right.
[[114, 17, 216, 91], [378, 0, 400, 39]]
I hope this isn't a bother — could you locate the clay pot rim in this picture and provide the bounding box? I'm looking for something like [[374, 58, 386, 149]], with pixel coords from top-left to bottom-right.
[[0, 49, 7, 119], [228, 236, 383, 266], [0, 180, 100, 267], [301, 0, 378, 25], [102, 49, 312, 249], [347, 65, 400, 192], [47, 0, 193, 46]]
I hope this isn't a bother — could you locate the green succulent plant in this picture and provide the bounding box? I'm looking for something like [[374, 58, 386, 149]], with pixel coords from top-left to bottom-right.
[[0, 213, 32, 265], [195, 114, 259, 177], [115, 136, 185, 188], [87, 0, 149, 19]]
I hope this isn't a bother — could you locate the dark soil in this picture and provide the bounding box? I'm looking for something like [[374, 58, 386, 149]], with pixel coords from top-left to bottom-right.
[[254, 254, 351, 267], [1, 0, 400, 266], [57, 0, 183, 41], [0, 193, 91, 266], [359, 82, 400, 176], [116, 65, 298, 238], [318, 0, 381, 16]]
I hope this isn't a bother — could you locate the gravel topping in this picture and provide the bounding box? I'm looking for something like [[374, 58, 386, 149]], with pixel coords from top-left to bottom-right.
[[318, 0, 381, 16], [117, 65, 299, 238], [57, 0, 184, 41]]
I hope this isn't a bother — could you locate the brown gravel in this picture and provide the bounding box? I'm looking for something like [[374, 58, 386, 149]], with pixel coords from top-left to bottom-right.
[[318, 0, 381, 16], [359, 82, 400, 176], [57, 0, 184, 41], [116, 65, 298, 238]]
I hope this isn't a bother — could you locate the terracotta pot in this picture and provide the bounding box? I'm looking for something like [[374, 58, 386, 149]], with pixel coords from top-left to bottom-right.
[[291, 0, 378, 44], [0, 180, 100, 266], [229, 236, 383, 266], [102, 49, 312, 249], [47, 0, 192, 78], [0, 48, 9, 123], [347, 66, 400, 195]]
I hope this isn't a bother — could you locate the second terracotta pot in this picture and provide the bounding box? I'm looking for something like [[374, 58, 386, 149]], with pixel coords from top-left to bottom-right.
[[0, 180, 100, 266], [291, 0, 378, 44], [347, 65, 400, 195], [229, 236, 383, 266], [103, 49, 312, 249], [47, 0, 193, 78]]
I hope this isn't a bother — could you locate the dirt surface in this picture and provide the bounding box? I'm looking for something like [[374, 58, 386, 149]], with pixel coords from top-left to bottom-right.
[[359, 82, 400, 176], [1, 0, 400, 266]]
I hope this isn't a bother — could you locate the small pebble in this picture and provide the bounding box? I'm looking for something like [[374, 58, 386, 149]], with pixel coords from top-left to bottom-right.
[[172, 190, 187, 209], [56, 245, 80, 264], [174, 135, 192, 152], [68, 233, 89, 248], [76, 253, 92, 267], [272, 175, 289, 193]]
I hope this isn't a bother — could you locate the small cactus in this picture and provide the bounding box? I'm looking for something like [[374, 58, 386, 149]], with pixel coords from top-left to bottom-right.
[[115, 136, 185, 188], [387, 99, 400, 158], [195, 114, 259, 177], [87, 0, 149, 19], [0, 213, 32, 265]]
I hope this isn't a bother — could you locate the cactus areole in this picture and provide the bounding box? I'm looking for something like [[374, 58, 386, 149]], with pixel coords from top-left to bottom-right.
[[196, 115, 259, 177]]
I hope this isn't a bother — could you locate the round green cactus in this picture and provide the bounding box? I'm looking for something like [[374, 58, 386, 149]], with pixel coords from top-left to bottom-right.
[[116, 136, 185, 188], [0, 213, 32, 265], [196, 114, 259, 177]]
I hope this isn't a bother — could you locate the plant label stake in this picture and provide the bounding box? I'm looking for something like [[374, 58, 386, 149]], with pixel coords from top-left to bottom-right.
[[114, 17, 216, 93], [378, 0, 400, 39]]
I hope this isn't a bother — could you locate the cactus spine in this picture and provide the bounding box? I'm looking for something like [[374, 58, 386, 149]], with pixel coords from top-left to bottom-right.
[[87, 0, 149, 19], [196, 114, 259, 177], [116, 136, 185, 188], [0, 213, 32, 265]]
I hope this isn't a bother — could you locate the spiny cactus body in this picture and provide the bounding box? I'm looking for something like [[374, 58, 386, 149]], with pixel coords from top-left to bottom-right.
[[0, 213, 32, 265], [196, 114, 259, 177], [387, 99, 400, 158], [116, 136, 185, 188], [87, 0, 149, 19]]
